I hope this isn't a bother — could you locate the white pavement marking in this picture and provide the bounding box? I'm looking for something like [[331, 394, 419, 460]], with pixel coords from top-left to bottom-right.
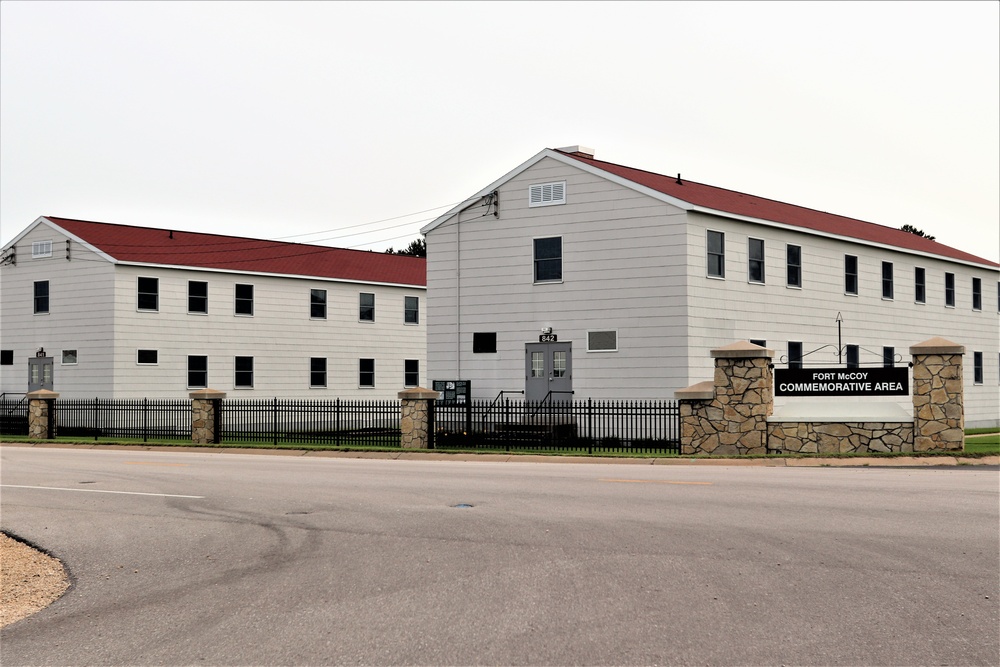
[[0, 485, 204, 499]]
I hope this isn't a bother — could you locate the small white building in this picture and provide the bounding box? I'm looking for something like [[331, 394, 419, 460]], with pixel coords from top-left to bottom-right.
[[0, 217, 426, 399], [420, 147, 999, 428]]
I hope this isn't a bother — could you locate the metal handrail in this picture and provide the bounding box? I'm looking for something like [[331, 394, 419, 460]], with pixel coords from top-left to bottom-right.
[[0, 393, 27, 416], [528, 390, 575, 419]]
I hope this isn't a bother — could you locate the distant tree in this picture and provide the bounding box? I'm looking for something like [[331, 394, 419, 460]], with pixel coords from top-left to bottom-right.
[[900, 224, 935, 241], [385, 238, 426, 257]]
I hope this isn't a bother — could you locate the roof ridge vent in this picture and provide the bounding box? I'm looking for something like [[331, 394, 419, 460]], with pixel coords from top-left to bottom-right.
[[556, 145, 595, 158]]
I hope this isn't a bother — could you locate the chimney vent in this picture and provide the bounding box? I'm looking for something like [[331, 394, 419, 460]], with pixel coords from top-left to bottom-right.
[[556, 145, 595, 158]]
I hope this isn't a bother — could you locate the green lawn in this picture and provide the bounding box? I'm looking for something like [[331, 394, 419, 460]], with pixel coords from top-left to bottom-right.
[[964, 434, 1000, 455]]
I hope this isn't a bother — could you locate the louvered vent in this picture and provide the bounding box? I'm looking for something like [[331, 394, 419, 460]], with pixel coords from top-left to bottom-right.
[[528, 181, 566, 208]]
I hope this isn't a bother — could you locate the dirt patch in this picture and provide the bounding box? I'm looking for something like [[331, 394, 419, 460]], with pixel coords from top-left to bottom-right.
[[0, 533, 70, 627]]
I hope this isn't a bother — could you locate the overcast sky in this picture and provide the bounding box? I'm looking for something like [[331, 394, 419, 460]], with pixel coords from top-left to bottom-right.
[[2, 1, 997, 262]]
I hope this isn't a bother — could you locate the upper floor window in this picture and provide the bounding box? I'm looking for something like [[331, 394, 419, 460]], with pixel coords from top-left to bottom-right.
[[359, 292, 375, 321], [533, 237, 562, 282], [881, 261, 894, 300], [137, 277, 159, 311], [32, 240, 52, 258], [944, 272, 955, 307], [404, 359, 419, 387], [786, 244, 801, 288], [1, 350, 14, 365], [404, 296, 419, 324], [137, 349, 158, 365], [235, 284, 254, 316], [311, 289, 327, 319], [61, 350, 78, 365], [528, 181, 566, 207], [33, 280, 49, 314], [846, 344, 860, 369], [707, 231, 725, 278], [188, 281, 208, 314], [971, 277, 982, 311], [844, 255, 858, 295], [588, 330, 618, 352], [914, 267, 926, 304], [748, 238, 765, 284], [234, 356, 254, 388]]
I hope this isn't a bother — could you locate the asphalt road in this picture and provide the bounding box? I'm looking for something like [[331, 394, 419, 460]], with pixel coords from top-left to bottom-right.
[[1, 446, 997, 667]]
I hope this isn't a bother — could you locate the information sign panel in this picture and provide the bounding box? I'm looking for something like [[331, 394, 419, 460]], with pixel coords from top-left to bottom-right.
[[775, 367, 908, 397], [432, 380, 471, 405]]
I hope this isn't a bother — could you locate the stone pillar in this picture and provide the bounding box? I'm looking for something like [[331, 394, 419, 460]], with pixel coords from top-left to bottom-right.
[[398, 387, 440, 449], [910, 337, 964, 451], [675, 341, 774, 455], [190, 389, 226, 444], [27, 389, 59, 439]]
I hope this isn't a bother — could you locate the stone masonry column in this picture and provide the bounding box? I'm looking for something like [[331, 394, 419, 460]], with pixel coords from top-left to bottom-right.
[[398, 387, 440, 449], [190, 389, 226, 444], [27, 389, 59, 439], [675, 341, 774, 456], [910, 337, 965, 452]]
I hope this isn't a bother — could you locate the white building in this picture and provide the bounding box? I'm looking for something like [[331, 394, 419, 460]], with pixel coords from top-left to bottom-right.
[[0, 217, 426, 399], [420, 147, 999, 428]]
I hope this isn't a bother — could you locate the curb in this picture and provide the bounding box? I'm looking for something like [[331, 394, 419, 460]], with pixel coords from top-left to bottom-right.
[[1, 441, 997, 467]]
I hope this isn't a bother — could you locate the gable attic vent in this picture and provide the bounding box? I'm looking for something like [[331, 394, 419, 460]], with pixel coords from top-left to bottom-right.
[[529, 181, 566, 208]]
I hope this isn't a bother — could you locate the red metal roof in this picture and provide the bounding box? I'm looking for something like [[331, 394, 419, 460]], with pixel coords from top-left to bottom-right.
[[557, 150, 998, 267], [45, 217, 426, 286]]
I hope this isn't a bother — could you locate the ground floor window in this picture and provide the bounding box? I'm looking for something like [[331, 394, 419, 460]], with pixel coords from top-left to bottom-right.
[[235, 356, 254, 388], [310, 357, 327, 387], [188, 356, 208, 388], [404, 359, 419, 387], [359, 358, 375, 387]]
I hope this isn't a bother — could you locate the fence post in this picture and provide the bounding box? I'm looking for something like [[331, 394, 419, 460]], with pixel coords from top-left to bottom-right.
[[26, 389, 59, 440], [190, 389, 226, 444], [398, 387, 440, 449], [910, 337, 965, 451]]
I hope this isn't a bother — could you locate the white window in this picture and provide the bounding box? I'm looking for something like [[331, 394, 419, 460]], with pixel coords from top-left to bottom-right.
[[587, 330, 618, 352], [137, 277, 159, 311], [32, 240, 53, 258], [748, 238, 765, 284], [404, 296, 419, 324], [404, 359, 419, 387], [707, 231, 725, 278], [61, 350, 78, 365], [528, 181, 566, 208], [137, 349, 158, 365], [234, 356, 254, 388]]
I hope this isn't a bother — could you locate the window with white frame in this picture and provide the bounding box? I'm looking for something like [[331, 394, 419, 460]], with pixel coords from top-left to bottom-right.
[[973, 351, 983, 384], [881, 261, 894, 300], [359, 293, 375, 321], [311, 289, 327, 319], [404, 296, 419, 324], [137, 277, 159, 311], [786, 245, 801, 288], [944, 272, 955, 307], [235, 284, 254, 316], [528, 181, 566, 207], [32, 240, 53, 258], [533, 237, 562, 282], [137, 349, 158, 365], [844, 255, 858, 295], [310, 357, 327, 387], [61, 350, 78, 365], [883, 346, 895, 368], [972, 277, 982, 311], [707, 231, 725, 278], [587, 330, 618, 352], [234, 356, 254, 388], [846, 344, 860, 368], [788, 341, 803, 370], [188, 356, 208, 388], [748, 238, 765, 284], [34, 281, 49, 314], [914, 267, 926, 303], [188, 281, 208, 314], [359, 358, 375, 387], [404, 359, 419, 387]]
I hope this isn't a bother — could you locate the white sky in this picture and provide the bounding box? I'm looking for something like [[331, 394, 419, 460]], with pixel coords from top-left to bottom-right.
[[2, 1, 998, 262]]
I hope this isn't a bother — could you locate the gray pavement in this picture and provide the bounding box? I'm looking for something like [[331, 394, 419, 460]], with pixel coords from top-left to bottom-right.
[[1, 445, 998, 666]]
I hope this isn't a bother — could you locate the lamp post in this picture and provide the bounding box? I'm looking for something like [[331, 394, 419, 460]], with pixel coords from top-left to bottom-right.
[[835, 312, 843, 365]]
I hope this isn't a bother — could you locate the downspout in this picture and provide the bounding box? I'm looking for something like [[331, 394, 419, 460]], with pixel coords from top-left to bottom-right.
[[453, 195, 491, 381]]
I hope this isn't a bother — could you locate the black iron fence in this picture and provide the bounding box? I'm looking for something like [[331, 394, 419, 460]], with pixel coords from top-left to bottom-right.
[[6, 395, 680, 454], [53, 398, 192, 441], [434, 398, 680, 454], [220, 398, 400, 447], [1, 394, 29, 436]]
